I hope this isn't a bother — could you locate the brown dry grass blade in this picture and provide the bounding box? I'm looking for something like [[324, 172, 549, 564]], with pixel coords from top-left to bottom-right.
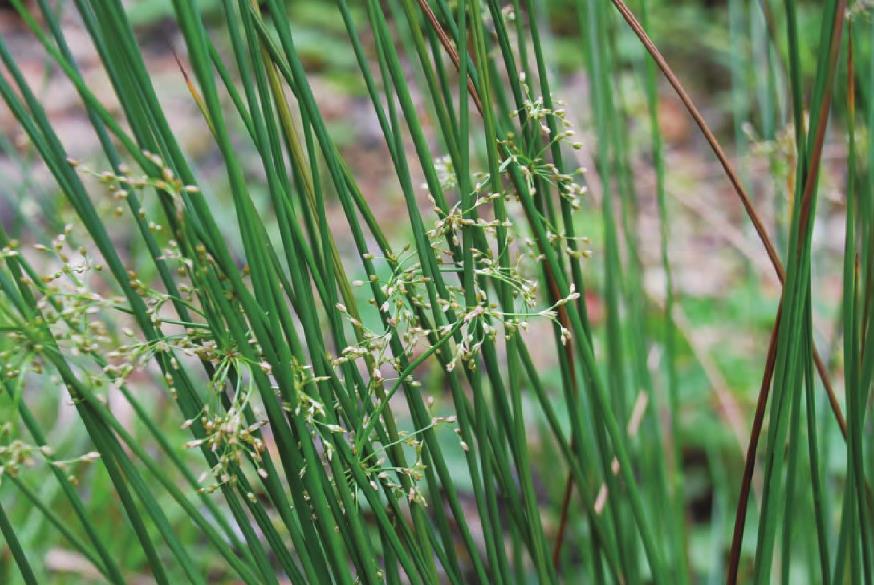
[[171, 48, 215, 135]]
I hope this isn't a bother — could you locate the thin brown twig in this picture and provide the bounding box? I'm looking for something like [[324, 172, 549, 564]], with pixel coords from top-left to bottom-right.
[[541, 260, 581, 568], [726, 308, 782, 585], [552, 480, 574, 566], [415, 0, 484, 115]]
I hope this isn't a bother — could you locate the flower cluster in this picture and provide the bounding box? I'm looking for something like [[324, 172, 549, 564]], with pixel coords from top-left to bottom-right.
[[503, 73, 589, 210], [71, 152, 199, 224], [847, 0, 874, 18], [0, 425, 36, 482], [0, 423, 100, 485], [0, 228, 125, 392], [31, 102, 594, 511]]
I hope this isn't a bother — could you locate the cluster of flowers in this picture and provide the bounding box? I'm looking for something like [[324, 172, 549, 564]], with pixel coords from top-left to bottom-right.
[[1, 71, 591, 507], [0, 422, 100, 486], [326, 84, 590, 478]]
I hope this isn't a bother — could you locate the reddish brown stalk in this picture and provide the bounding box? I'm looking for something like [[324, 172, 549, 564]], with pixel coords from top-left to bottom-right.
[[171, 48, 214, 133], [724, 0, 847, 582], [559, 0, 846, 567], [553, 480, 574, 565], [540, 255, 580, 569], [609, 0, 847, 439], [726, 308, 781, 584], [415, 0, 484, 115]]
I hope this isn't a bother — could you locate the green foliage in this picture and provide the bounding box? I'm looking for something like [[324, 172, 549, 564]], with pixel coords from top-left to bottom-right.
[[0, 0, 870, 583]]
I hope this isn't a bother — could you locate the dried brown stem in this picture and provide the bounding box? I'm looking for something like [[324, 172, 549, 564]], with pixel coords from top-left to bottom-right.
[[725, 0, 847, 581], [726, 307, 781, 585], [415, 0, 484, 115]]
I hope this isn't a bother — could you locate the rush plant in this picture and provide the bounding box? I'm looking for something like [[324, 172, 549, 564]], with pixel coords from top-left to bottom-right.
[[0, 0, 871, 583]]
